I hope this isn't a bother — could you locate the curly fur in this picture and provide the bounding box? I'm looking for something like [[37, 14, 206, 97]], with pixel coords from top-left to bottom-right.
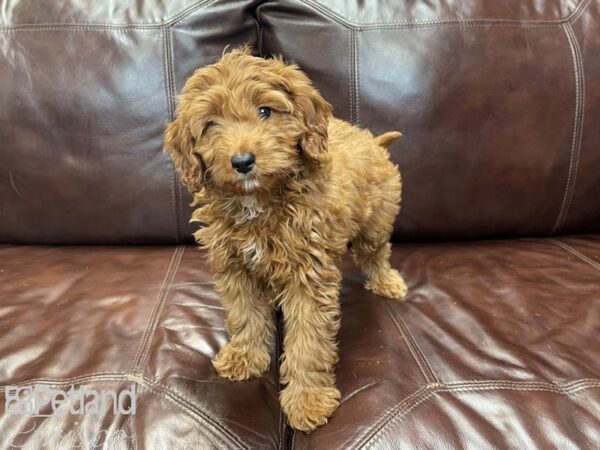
[[164, 47, 406, 432]]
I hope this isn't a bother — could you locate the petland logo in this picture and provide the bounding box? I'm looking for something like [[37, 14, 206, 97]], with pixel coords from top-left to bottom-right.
[[5, 384, 137, 417]]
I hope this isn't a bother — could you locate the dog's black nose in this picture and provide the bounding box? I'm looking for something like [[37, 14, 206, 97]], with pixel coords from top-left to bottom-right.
[[231, 152, 256, 174]]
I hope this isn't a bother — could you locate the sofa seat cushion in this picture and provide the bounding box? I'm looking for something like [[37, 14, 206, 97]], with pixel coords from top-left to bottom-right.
[[0, 245, 283, 449], [296, 235, 600, 449], [0, 236, 599, 448]]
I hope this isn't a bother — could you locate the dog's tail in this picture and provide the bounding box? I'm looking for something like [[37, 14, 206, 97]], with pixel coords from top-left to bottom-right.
[[374, 131, 402, 150]]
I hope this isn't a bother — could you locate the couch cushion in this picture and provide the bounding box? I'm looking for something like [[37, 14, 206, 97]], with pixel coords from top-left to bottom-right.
[[292, 235, 600, 448], [1, 237, 598, 448], [0, 245, 283, 448], [259, 0, 600, 241], [0, 0, 257, 244]]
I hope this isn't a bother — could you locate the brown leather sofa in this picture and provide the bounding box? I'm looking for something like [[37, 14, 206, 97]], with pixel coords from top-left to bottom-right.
[[1, 1, 599, 448]]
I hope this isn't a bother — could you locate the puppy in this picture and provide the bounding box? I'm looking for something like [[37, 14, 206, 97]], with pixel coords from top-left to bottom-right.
[[164, 47, 406, 432]]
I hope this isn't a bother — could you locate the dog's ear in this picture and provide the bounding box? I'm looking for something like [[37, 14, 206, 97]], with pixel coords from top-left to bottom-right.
[[294, 86, 332, 163], [273, 61, 332, 163], [164, 116, 204, 194]]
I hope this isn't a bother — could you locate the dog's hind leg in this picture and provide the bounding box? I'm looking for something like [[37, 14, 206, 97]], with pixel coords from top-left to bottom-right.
[[352, 238, 407, 300], [351, 177, 406, 300]]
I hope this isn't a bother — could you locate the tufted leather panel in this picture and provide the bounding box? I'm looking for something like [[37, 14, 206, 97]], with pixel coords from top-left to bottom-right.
[[0, 0, 257, 244], [258, 0, 600, 241]]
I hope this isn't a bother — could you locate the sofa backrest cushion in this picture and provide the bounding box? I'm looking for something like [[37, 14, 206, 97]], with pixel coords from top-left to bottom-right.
[[0, 0, 256, 244], [3, 1, 599, 244], [259, 0, 600, 241]]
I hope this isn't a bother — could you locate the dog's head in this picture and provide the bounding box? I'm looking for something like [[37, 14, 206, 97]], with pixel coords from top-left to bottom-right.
[[164, 47, 332, 195]]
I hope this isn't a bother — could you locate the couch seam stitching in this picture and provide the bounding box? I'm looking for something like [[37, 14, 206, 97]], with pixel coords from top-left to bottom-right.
[[347, 28, 354, 124], [256, 4, 265, 57], [0, 0, 588, 33], [170, 25, 185, 243], [549, 239, 600, 272], [163, 25, 183, 243], [0, 0, 218, 31], [354, 28, 360, 126], [354, 385, 430, 449], [568, 0, 593, 24], [383, 302, 438, 384], [135, 375, 248, 449], [161, 27, 180, 244], [360, 379, 600, 449], [298, 0, 589, 30], [551, 23, 585, 235], [129, 245, 184, 372], [134, 245, 185, 372]]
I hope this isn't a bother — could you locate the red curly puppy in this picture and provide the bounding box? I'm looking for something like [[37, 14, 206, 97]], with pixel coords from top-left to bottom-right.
[[164, 47, 406, 432]]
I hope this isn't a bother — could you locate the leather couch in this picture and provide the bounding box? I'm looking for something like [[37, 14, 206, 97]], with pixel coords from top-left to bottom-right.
[[1, 1, 599, 448]]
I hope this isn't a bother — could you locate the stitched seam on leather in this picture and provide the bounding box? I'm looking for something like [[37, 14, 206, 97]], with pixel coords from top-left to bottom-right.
[[569, 0, 593, 24], [360, 379, 600, 449], [0, 27, 159, 33], [0, 0, 218, 30], [256, 4, 264, 58], [135, 376, 248, 449], [445, 379, 600, 391], [383, 302, 438, 384], [135, 245, 185, 373], [166, 25, 184, 243], [347, 28, 354, 124], [550, 239, 600, 272], [551, 23, 585, 235], [129, 245, 185, 372], [354, 29, 360, 126], [299, 0, 587, 29], [354, 385, 431, 449], [161, 27, 182, 244]]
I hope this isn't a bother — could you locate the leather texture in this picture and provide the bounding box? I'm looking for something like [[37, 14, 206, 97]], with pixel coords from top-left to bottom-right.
[[258, 0, 600, 241], [0, 237, 599, 448], [1, 0, 599, 448], [0, 0, 257, 244], [0, 245, 283, 449]]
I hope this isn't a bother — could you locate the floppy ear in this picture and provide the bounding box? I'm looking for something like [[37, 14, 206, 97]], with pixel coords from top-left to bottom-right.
[[164, 116, 204, 194], [295, 87, 332, 163], [278, 63, 332, 163]]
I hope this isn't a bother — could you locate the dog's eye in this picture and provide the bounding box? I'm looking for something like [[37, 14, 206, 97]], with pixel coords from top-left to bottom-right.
[[257, 106, 271, 120], [206, 121, 219, 129]]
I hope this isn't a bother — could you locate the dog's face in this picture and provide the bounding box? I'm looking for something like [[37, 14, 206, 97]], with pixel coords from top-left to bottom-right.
[[164, 48, 332, 195]]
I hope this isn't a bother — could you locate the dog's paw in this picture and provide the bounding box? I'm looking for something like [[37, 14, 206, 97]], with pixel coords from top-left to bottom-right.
[[281, 385, 341, 432], [212, 343, 271, 381], [366, 269, 407, 300]]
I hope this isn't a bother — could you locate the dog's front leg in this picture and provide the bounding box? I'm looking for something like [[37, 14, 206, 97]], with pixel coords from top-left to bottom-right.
[[279, 264, 342, 432], [212, 266, 274, 381]]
